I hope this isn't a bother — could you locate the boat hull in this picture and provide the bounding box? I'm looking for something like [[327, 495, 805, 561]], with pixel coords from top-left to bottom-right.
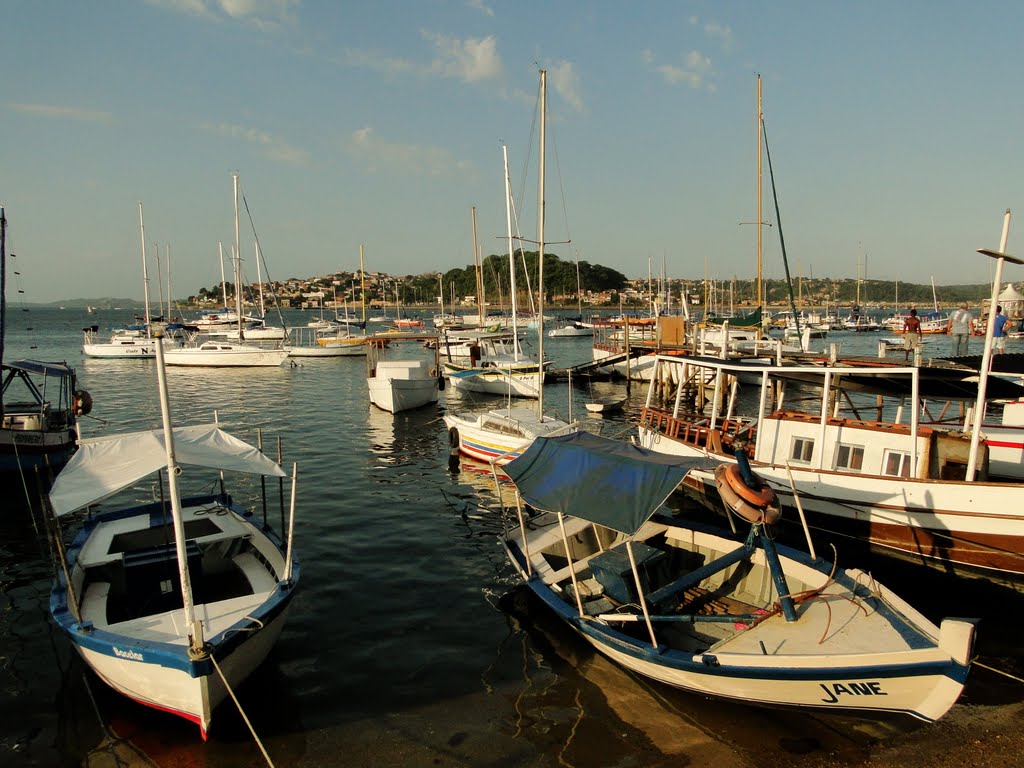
[[505, 517, 972, 723]]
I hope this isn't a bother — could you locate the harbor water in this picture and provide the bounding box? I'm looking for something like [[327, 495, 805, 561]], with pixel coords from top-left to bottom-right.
[[1, 309, 1022, 767]]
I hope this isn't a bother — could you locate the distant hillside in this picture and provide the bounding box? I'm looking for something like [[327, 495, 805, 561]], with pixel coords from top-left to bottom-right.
[[31, 298, 142, 309]]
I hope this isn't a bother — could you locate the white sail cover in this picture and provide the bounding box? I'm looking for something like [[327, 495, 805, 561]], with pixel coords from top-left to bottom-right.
[[49, 425, 286, 516]]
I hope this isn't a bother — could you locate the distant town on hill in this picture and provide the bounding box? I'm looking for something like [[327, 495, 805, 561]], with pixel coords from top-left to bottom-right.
[[38, 250, 1002, 311]]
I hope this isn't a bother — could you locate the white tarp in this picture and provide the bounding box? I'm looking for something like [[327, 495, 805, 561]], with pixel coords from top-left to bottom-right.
[[49, 424, 286, 516]]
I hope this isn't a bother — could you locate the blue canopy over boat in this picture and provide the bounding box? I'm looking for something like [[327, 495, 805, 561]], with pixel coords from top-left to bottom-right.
[[502, 432, 717, 536], [4, 359, 75, 378]]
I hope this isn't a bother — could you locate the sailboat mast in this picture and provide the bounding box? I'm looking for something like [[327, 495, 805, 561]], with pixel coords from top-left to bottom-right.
[[503, 145, 520, 362], [0, 208, 6, 383], [471, 207, 483, 325], [757, 74, 764, 312], [255, 241, 265, 318], [165, 243, 172, 321], [233, 173, 243, 336], [152, 333, 204, 652], [138, 202, 152, 335], [360, 244, 367, 323], [218, 242, 227, 309], [537, 68, 547, 415]]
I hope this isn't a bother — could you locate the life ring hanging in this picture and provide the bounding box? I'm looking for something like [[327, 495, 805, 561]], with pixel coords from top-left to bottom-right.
[[72, 389, 93, 417], [714, 463, 781, 525]]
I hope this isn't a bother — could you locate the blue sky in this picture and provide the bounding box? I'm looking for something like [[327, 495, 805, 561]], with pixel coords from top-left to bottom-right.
[[3, 0, 1024, 303]]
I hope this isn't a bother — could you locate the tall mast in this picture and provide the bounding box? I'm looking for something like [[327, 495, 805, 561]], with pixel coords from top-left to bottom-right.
[[1, 208, 6, 386], [537, 68, 547, 415], [165, 243, 172, 320], [233, 173, 243, 336], [503, 144, 520, 362], [471, 207, 482, 325], [218, 242, 227, 309], [756, 74, 764, 313], [359, 244, 367, 323], [255, 240, 265, 317], [138, 202, 152, 335]]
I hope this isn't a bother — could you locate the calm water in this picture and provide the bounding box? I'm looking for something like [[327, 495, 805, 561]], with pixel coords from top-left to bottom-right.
[[1, 309, 1020, 767]]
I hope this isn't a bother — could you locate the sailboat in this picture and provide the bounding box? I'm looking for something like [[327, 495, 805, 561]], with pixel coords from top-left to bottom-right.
[[82, 203, 188, 358], [48, 329, 299, 737], [1, 207, 88, 478], [166, 174, 289, 367], [444, 71, 575, 464], [444, 154, 545, 398]]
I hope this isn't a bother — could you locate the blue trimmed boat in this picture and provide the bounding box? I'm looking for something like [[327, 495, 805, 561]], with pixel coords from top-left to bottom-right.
[[48, 333, 298, 738], [498, 432, 975, 722]]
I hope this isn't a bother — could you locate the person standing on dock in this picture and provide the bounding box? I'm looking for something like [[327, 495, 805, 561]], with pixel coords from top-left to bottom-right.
[[903, 309, 921, 361], [947, 302, 973, 356], [993, 306, 1008, 354]]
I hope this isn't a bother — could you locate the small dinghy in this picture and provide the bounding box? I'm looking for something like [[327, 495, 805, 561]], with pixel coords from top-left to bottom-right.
[[498, 432, 975, 723]]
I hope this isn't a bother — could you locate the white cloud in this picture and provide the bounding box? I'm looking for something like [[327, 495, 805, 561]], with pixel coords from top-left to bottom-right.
[[422, 31, 503, 82], [203, 121, 310, 166], [467, 0, 494, 17], [344, 32, 503, 85], [650, 50, 716, 92], [9, 103, 113, 124], [145, 0, 299, 27], [349, 127, 473, 178], [547, 61, 584, 112], [703, 21, 734, 50]]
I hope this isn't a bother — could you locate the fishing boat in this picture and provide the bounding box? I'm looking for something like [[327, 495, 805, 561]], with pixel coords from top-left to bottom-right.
[[366, 333, 441, 413], [165, 175, 288, 368], [498, 432, 975, 723], [47, 331, 299, 738], [1, 207, 89, 479]]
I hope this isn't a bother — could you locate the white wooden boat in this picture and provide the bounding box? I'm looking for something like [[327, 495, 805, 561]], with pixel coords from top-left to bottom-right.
[[548, 321, 592, 337], [47, 336, 298, 738], [499, 432, 975, 723], [368, 359, 439, 413], [585, 395, 626, 414], [636, 353, 1024, 579], [444, 406, 574, 465]]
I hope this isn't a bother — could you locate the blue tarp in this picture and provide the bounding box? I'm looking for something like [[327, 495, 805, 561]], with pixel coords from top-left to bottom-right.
[[4, 359, 74, 378], [502, 432, 718, 536]]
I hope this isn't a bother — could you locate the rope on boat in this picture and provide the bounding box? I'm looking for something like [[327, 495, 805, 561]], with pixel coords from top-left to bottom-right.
[[210, 655, 276, 768], [972, 659, 1024, 685]]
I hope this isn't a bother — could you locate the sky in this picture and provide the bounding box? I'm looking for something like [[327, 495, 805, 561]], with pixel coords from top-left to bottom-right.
[[3, 0, 1024, 303]]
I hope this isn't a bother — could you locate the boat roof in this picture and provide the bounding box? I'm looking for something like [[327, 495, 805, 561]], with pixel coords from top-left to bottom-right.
[[49, 424, 285, 516], [672, 354, 1024, 401], [3, 359, 75, 378], [502, 432, 717, 536]]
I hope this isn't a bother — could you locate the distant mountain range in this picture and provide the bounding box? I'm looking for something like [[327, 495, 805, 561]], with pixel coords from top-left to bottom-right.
[[26, 298, 143, 309]]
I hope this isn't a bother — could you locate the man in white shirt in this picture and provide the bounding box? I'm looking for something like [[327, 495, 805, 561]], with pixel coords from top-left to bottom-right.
[[947, 303, 972, 356]]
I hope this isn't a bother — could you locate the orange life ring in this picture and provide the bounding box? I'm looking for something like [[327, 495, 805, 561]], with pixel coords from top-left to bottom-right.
[[724, 463, 776, 508], [714, 464, 781, 525]]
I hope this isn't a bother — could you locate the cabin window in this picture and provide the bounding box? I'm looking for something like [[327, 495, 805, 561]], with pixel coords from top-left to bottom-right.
[[835, 443, 865, 471], [882, 450, 911, 478], [790, 437, 814, 464]]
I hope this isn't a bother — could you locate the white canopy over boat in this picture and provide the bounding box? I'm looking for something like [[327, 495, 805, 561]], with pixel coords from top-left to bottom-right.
[[49, 425, 285, 515]]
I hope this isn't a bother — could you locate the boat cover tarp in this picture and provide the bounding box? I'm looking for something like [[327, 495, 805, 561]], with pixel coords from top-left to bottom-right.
[[49, 425, 285, 516], [502, 432, 717, 536], [4, 359, 74, 378]]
